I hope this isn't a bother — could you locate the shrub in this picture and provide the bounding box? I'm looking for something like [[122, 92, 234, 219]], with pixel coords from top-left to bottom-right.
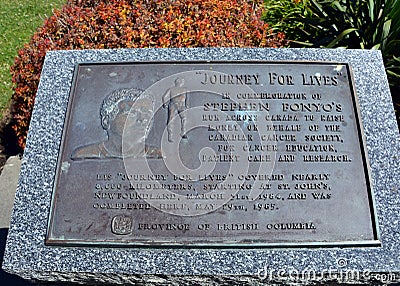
[[10, 0, 286, 149], [263, 0, 400, 127], [263, 0, 400, 53], [262, 0, 314, 46]]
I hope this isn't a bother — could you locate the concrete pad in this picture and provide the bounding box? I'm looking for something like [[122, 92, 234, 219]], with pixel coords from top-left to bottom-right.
[[0, 156, 21, 228]]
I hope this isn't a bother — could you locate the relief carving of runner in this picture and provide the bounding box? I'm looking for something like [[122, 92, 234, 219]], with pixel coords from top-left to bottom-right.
[[162, 77, 189, 142]]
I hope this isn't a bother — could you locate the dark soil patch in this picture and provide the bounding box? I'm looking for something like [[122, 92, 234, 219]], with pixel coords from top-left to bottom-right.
[[0, 107, 22, 174], [390, 86, 400, 131]]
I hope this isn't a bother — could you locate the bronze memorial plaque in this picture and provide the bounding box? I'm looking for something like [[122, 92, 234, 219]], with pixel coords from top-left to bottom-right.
[[46, 62, 379, 247]]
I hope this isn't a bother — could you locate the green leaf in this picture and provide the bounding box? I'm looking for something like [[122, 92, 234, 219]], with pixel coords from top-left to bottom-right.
[[387, 70, 400, 79], [371, 43, 381, 50], [368, 0, 375, 22], [381, 19, 392, 51], [288, 40, 314, 46], [326, 28, 358, 48], [332, 1, 346, 12]]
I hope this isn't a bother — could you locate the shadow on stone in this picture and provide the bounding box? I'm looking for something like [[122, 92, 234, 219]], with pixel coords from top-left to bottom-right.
[[0, 110, 22, 155], [0, 108, 23, 173], [0, 228, 35, 285]]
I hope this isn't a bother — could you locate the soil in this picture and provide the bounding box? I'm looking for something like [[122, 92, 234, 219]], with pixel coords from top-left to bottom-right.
[[0, 107, 22, 174]]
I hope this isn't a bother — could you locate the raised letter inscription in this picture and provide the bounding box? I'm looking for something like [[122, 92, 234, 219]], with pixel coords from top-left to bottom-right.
[[46, 62, 379, 247]]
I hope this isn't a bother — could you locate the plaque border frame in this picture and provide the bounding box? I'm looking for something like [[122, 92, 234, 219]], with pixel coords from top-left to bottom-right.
[[45, 60, 381, 248]]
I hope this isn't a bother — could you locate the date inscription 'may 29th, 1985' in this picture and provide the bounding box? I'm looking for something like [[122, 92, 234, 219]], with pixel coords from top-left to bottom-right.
[[46, 62, 379, 247]]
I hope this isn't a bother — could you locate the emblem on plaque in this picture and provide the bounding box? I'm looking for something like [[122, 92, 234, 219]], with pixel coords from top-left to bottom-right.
[[111, 215, 133, 235]]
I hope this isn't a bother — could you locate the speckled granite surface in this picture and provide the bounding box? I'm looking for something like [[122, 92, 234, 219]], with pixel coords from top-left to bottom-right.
[[2, 48, 399, 285]]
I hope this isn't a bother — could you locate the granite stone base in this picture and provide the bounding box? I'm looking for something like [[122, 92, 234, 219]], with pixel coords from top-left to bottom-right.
[[2, 48, 400, 285]]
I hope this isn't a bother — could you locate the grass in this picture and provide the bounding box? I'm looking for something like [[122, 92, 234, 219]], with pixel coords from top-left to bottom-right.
[[0, 0, 66, 121]]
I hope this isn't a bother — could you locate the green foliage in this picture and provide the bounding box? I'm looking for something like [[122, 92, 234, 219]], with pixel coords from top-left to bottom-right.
[[0, 0, 66, 120], [262, 0, 314, 46], [263, 0, 400, 125], [11, 0, 287, 149], [263, 0, 400, 81], [264, 0, 400, 51]]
